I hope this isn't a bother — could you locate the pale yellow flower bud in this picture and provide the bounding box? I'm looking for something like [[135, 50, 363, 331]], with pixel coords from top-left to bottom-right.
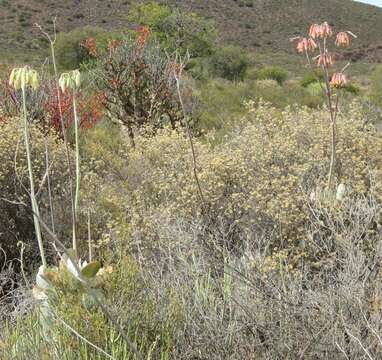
[[9, 66, 40, 91], [59, 70, 81, 92]]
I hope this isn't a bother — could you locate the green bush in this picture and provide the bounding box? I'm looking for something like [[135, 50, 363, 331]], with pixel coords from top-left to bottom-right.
[[206, 45, 250, 81], [55, 26, 114, 70], [253, 66, 289, 85], [195, 78, 252, 130], [127, 2, 216, 58], [343, 82, 361, 96], [195, 78, 324, 131], [300, 70, 325, 87], [306, 82, 323, 96]]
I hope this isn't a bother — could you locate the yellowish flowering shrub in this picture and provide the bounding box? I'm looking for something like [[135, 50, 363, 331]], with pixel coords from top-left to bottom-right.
[[0, 117, 71, 264], [84, 101, 382, 259]]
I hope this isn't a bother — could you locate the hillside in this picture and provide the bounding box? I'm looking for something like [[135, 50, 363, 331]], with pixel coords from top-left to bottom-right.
[[1, 0, 382, 62]]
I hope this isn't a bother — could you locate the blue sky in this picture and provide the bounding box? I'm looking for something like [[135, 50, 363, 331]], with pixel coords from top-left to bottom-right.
[[356, 0, 382, 6]]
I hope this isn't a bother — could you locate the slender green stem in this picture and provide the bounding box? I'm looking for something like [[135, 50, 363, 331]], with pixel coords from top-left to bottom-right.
[[48, 34, 78, 259], [21, 85, 47, 268], [88, 209, 92, 262], [327, 92, 340, 189], [73, 90, 80, 255]]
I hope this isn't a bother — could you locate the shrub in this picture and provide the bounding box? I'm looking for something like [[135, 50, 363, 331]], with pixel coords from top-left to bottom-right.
[[306, 81, 323, 96], [127, 2, 216, 58], [195, 78, 252, 131], [300, 70, 325, 87], [255, 80, 324, 108], [343, 82, 361, 95], [88, 31, 186, 146], [2, 99, 382, 359], [195, 78, 324, 131], [83, 101, 382, 258], [253, 66, 289, 84], [206, 45, 250, 81], [3, 188, 382, 359], [55, 26, 113, 71]]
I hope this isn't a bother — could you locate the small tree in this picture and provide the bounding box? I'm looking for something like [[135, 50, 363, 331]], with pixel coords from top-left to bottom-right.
[[128, 2, 216, 58], [207, 45, 250, 81], [88, 29, 185, 146]]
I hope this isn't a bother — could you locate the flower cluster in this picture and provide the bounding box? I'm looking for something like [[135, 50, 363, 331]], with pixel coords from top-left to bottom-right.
[[293, 22, 356, 89], [309, 22, 333, 39], [9, 66, 39, 91], [59, 70, 81, 92], [330, 72, 347, 88]]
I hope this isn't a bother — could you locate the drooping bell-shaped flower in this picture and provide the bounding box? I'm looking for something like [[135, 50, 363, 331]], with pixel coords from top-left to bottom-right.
[[316, 51, 335, 67], [309, 24, 322, 39], [335, 32, 350, 47], [320, 22, 333, 38], [59, 70, 81, 93], [330, 73, 347, 88], [296, 37, 317, 53], [335, 31, 356, 48], [9, 66, 40, 91], [309, 22, 333, 39]]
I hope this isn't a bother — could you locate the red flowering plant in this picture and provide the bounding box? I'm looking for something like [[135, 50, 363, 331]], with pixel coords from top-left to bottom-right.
[[291, 22, 357, 188], [0, 67, 103, 133], [45, 87, 104, 133], [86, 27, 187, 147]]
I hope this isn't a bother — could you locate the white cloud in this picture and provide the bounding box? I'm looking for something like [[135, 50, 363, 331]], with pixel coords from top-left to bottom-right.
[[355, 0, 382, 7]]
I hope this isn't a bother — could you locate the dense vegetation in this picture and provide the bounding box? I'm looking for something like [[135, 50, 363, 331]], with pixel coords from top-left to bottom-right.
[[2, 0, 382, 63], [0, 2, 382, 359]]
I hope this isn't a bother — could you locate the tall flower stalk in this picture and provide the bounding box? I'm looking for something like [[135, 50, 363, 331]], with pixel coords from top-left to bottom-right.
[[172, 53, 206, 208], [292, 23, 357, 188], [59, 70, 82, 257], [9, 66, 47, 268], [36, 20, 78, 259]]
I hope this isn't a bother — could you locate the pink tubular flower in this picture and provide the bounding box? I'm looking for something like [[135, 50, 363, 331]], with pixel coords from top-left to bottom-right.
[[335, 32, 351, 47], [330, 73, 347, 88], [309, 24, 321, 39], [309, 22, 333, 39], [296, 37, 317, 53], [316, 52, 334, 67], [320, 22, 333, 38]]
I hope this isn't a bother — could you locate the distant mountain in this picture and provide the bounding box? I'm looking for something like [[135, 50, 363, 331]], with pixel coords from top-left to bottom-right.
[[1, 0, 382, 62]]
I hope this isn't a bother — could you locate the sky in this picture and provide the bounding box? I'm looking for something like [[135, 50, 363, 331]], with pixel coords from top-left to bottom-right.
[[355, 0, 382, 7]]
